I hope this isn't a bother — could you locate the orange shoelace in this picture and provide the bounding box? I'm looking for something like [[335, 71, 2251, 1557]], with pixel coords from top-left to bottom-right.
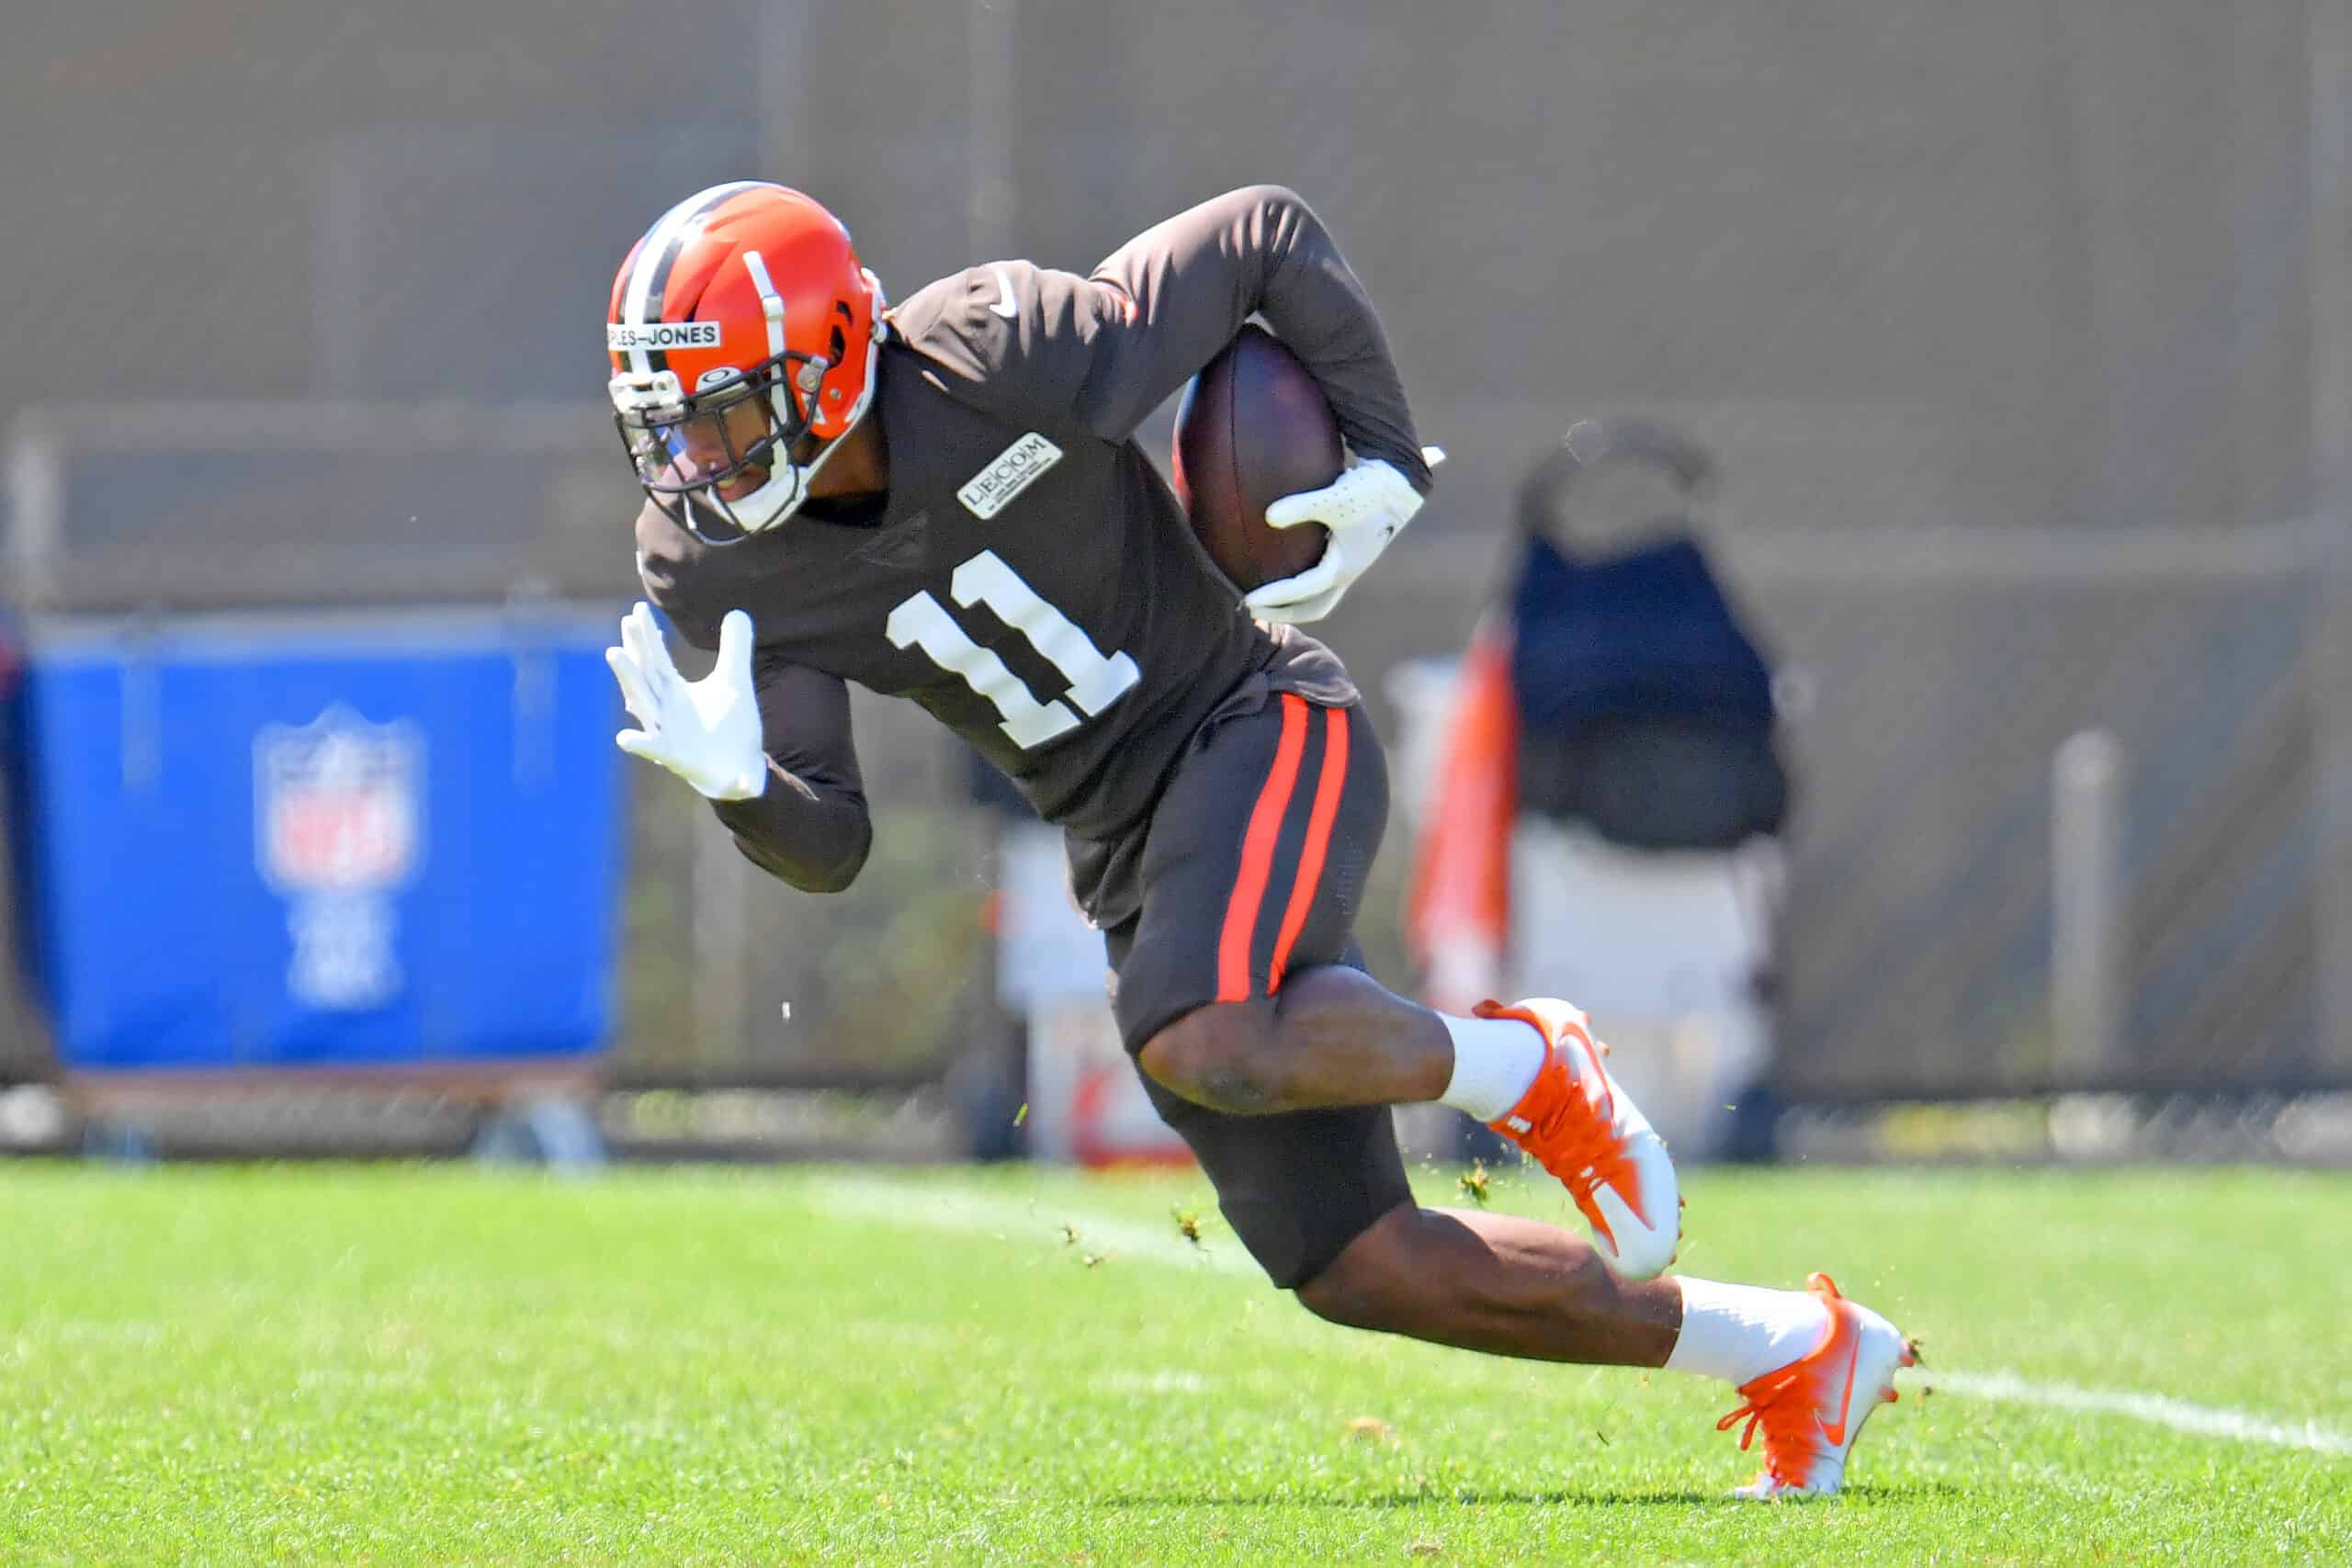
[[1714, 1361, 1824, 1491], [1506, 1031, 1641, 1245]]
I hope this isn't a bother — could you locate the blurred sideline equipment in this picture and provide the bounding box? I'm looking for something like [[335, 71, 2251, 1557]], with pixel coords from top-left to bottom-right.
[[992, 816, 1188, 1167], [12, 611, 622, 1159], [0, 608, 40, 1086], [1408, 418, 1789, 1162], [6, 409, 628, 1162]]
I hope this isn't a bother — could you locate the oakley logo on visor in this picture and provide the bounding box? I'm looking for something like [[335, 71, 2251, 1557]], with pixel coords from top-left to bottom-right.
[[607, 321, 724, 352]]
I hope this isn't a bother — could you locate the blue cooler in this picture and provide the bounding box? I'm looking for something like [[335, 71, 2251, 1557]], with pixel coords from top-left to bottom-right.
[[15, 606, 625, 1074]]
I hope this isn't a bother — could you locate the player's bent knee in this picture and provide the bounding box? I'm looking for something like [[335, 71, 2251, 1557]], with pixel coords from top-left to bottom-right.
[[1136, 1003, 1290, 1113], [1292, 1205, 1418, 1331], [1293, 1263, 1385, 1330]]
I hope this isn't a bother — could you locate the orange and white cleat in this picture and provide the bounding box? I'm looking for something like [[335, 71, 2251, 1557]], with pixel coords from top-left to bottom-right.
[[1478, 997, 1680, 1279], [1717, 1272, 1918, 1499]]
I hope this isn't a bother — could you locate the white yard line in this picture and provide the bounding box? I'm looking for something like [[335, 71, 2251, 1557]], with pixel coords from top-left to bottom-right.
[[804, 1174, 2352, 1460], [1922, 1370, 2352, 1457]]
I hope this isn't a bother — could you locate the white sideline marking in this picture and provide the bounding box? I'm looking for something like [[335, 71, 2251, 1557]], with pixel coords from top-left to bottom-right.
[[1924, 1370, 2352, 1457], [1091, 1370, 1212, 1395], [806, 1178, 2352, 1459]]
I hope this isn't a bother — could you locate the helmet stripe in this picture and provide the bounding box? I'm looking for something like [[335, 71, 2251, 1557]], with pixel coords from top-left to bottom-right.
[[621, 180, 771, 375]]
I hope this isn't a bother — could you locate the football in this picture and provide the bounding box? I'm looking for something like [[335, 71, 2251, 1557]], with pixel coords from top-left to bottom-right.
[[1171, 323, 1342, 592]]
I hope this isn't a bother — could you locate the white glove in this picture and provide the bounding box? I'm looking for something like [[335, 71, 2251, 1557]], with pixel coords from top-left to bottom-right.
[[1244, 446, 1445, 624], [605, 602, 767, 801]]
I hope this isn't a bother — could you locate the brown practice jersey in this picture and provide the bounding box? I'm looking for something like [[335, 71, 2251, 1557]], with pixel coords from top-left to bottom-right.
[[633, 186, 1431, 927]]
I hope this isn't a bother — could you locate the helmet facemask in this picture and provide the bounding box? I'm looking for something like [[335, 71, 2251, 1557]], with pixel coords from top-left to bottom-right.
[[611, 347, 840, 543]]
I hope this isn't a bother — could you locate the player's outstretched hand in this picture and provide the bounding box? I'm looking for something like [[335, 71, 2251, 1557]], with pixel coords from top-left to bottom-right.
[[605, 602, 767, 801], [1246, 446, 1445, 625]]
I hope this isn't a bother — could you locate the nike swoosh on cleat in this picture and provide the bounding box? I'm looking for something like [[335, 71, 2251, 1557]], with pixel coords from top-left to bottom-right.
[[1816, 1323, 1863, 1447], [988, 265, 1020, 320]]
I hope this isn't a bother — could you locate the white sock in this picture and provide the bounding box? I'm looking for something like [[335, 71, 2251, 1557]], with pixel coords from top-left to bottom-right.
[[1665, 1278, 1834, 1387], [1436, 1012, 1546, 1122]]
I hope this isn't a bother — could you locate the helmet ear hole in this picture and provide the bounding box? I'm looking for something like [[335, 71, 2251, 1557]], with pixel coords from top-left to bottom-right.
[[829, 325, 846, 364]]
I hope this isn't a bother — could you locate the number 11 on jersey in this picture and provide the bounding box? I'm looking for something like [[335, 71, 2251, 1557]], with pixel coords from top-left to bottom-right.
[[886, 548, 1140, 750]]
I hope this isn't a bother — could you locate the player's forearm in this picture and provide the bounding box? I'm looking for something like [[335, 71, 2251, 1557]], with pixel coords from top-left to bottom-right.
[[1071, 186, 1427, 483], [1229, 186, 1432, 495], [708, 762, 872, 893]]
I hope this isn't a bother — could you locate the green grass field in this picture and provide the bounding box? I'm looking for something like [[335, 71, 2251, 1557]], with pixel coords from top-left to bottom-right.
[[3, 1161, 2347, 1565]]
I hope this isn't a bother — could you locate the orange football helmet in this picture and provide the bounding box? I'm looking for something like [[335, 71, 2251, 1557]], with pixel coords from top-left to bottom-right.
[[606, 181, 887, 540]]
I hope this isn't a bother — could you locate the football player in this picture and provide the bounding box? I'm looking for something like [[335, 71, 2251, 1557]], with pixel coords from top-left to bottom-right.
[[602, 181, 1913, 1496]]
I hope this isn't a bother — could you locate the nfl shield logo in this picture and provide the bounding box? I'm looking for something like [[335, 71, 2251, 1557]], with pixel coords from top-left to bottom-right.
[[254, 706, 424, 1010], [254, 705, 425, 895]]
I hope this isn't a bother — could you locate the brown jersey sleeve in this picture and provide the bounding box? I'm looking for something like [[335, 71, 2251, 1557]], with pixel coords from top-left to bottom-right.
[[707, 649, 872, 893], [633, 507, 871, 892], [895, 186, 1432, 493]]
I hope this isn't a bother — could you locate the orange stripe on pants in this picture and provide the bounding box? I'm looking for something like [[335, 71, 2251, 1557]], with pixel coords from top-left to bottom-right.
[[1268, 705, 1350, 992], [1216, 694, 1310, 1002]]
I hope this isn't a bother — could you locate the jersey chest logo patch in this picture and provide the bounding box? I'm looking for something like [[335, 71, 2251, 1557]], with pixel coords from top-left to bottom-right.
[[957, 432, 1063, 520]]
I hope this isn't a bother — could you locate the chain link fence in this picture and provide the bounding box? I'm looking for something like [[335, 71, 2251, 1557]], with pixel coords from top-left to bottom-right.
[[4, 0, 2347, 1102]]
